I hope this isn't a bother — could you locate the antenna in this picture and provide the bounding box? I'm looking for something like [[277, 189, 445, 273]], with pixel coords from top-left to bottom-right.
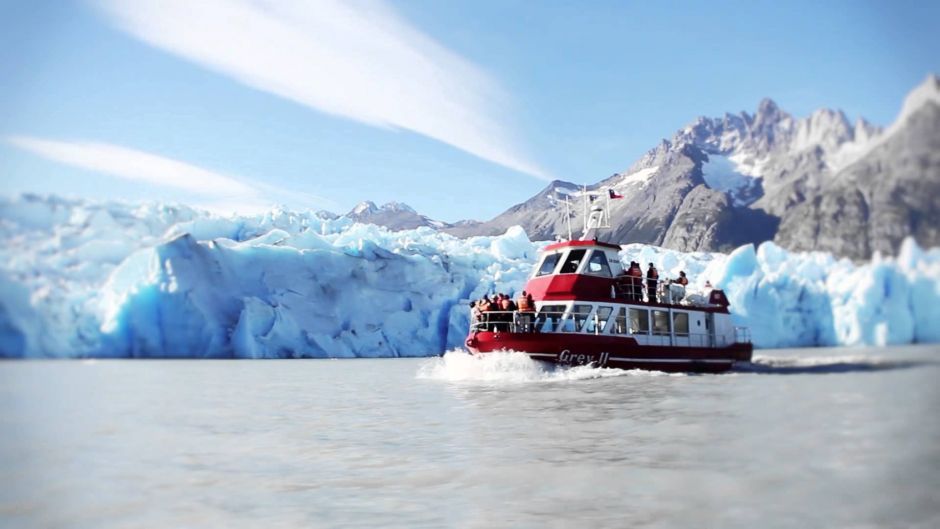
[[564, 195, 572, 241], [580, 188, 612, 240]]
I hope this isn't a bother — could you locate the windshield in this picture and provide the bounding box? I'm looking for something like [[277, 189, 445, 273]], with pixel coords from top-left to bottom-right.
[[536, 253, 561, 276], [559, 249, 587, 274]]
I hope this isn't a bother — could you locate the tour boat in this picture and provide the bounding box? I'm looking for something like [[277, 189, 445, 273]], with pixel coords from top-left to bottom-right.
[[465, 191, 753, 373]]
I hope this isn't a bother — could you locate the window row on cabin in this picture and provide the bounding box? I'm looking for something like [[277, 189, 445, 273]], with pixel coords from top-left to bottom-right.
[[534, 304, 691, 335], [535, 249, 613, 278]]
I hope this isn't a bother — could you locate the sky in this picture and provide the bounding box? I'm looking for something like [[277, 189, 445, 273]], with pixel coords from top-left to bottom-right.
[[0, 0, 938, 221]]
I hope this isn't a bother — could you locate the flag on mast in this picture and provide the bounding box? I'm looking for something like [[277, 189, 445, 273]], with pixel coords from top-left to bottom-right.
[[608, 188, 624, 200]]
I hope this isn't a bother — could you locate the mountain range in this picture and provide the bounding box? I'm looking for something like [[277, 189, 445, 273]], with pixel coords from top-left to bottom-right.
[[328, 75, 940, 259]]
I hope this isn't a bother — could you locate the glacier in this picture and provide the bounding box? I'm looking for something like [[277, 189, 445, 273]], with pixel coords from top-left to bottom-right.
[[1, 194, 938, 358]]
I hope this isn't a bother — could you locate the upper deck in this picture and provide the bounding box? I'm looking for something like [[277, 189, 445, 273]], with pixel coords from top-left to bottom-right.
[[524, 239, 729, 313]]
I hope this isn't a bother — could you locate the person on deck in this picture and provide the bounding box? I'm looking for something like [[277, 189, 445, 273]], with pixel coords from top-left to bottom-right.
[[517, 291, 532, 312], [630, 261, 643, 301], [487, 295, 499, 313], [647, 263, 659, 303], [470, 301, 481, 324], [670, 271, 689, 302]]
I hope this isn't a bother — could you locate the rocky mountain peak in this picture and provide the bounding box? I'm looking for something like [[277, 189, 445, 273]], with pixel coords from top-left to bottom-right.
[[756, 97, 781, 117], [350, 201, 378, 216], [897, 73, 940, 125], [380, 201, 416, 214]]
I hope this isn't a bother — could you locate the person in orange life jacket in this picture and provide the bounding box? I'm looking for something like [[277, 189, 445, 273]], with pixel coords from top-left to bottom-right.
[[647, 263, 659, 303], [515, 291, 534, 331], [630, 261, 643, 301], [517, 290, 532, 312], [486, 295, 499, 313], [497, 294, 508, 311]]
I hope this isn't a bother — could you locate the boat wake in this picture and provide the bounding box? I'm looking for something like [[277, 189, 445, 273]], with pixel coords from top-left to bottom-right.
[[416, 350, 683, 384], [735, 354, 933, 375]]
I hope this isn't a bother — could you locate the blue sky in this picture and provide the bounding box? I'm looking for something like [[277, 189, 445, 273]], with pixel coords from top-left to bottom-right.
[[1, 0, 937, 221]]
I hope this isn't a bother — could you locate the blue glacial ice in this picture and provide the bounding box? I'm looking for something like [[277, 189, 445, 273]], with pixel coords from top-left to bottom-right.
[[1, 194, 938, 358]]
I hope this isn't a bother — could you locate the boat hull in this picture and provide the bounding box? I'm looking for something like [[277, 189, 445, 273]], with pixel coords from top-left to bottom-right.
[[465, 331, 752, 373]]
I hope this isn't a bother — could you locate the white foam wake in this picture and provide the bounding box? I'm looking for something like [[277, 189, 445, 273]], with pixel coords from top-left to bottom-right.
[[416, 350, 680, 384]]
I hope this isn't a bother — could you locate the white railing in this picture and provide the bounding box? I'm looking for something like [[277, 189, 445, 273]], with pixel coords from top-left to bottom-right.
[[470, 310, 745, 349], [611, 277, 694, 305], [734, 326, 752, 344]]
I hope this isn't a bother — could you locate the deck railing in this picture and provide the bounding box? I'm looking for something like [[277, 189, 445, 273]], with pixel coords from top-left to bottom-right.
[[734, 326, 752, 344], [612, 277, 695, 305], [470, 310, 747, 348]]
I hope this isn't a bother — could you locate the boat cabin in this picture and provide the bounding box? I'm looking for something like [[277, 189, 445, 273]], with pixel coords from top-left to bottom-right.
[[525, 240, 626, 302]]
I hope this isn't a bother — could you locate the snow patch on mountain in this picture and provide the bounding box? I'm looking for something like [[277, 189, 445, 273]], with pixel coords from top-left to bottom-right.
[[351, 200, 378, 216], [616, 166, 659, 188], [701, 155, 761, 206]]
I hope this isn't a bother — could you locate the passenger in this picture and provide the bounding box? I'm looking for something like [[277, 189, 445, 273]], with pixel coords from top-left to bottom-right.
[[630, 261, 643, 301], [495, 294, 512, 330], [667, 271, 688, 303], [517, 290, 532, 312], [646, 262, 659, 303], [516, 291, 534, 332], [498, 294, 510, 311], [469, 300, 481, 324], [486, 295, 499, 313]]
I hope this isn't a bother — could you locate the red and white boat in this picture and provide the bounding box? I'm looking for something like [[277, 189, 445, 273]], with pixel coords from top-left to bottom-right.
[[465, 193, 752, 373]]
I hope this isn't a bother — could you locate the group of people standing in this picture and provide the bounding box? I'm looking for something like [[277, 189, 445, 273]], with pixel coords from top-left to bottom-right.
[[469, 290, 536, 331], [619, 262, 688, 303], [621, 261, 660, 302]]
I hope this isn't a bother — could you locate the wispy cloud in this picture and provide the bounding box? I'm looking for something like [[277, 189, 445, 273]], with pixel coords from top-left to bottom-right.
[[91, 0, 550, 180], [6, 136, 335, 214]]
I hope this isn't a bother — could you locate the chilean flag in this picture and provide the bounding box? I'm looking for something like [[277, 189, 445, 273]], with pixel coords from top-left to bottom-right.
[[608, 188, 624, 199]]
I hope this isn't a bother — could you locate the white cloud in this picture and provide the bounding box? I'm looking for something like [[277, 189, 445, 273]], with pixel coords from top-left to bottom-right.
[[6, 136, 335, 215], [8, 136, 255, 195], [92, 0, 550, 180]]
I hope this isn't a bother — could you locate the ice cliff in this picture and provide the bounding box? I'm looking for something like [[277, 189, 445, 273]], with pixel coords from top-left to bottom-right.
[[1, 195, 938, 358]]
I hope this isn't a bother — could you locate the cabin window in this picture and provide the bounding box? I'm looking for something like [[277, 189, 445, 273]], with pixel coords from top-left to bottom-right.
[[652, 310, 670, 335], [572, 304, 593, 332], [584, 250, 612, 277], [536, 253, 562, 276], [673, 312, 689, 336], [613, 307, 628, 334], [535, 304, 566, 332], [629, 308, 649, 334], [584, 306, 613, 334], [559, 249, 587, 274]]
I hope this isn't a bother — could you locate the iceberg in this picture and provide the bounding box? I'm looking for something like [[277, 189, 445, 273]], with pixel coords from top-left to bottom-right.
[[1, 195, 938, 358]]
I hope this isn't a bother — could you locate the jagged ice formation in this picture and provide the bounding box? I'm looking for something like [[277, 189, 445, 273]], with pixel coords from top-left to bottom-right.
[[1, 195, 938, 358]]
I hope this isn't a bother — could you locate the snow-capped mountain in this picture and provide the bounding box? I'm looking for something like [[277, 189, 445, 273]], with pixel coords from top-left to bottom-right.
[[343, 200, 445, 231], [454, 75, 940, 259]]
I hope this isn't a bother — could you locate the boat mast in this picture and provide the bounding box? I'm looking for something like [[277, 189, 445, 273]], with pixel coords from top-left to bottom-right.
[[580, 187, 612, 240]]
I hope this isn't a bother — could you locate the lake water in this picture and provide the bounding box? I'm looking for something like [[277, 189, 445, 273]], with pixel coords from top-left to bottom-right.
[[1, 345, 938, 528]]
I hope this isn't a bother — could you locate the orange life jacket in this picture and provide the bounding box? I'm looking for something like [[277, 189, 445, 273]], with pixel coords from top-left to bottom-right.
[[517, 296, 531, 312]]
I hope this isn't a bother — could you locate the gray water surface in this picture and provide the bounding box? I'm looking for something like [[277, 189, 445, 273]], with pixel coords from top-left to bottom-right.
[[1, 346, 939, 528]]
